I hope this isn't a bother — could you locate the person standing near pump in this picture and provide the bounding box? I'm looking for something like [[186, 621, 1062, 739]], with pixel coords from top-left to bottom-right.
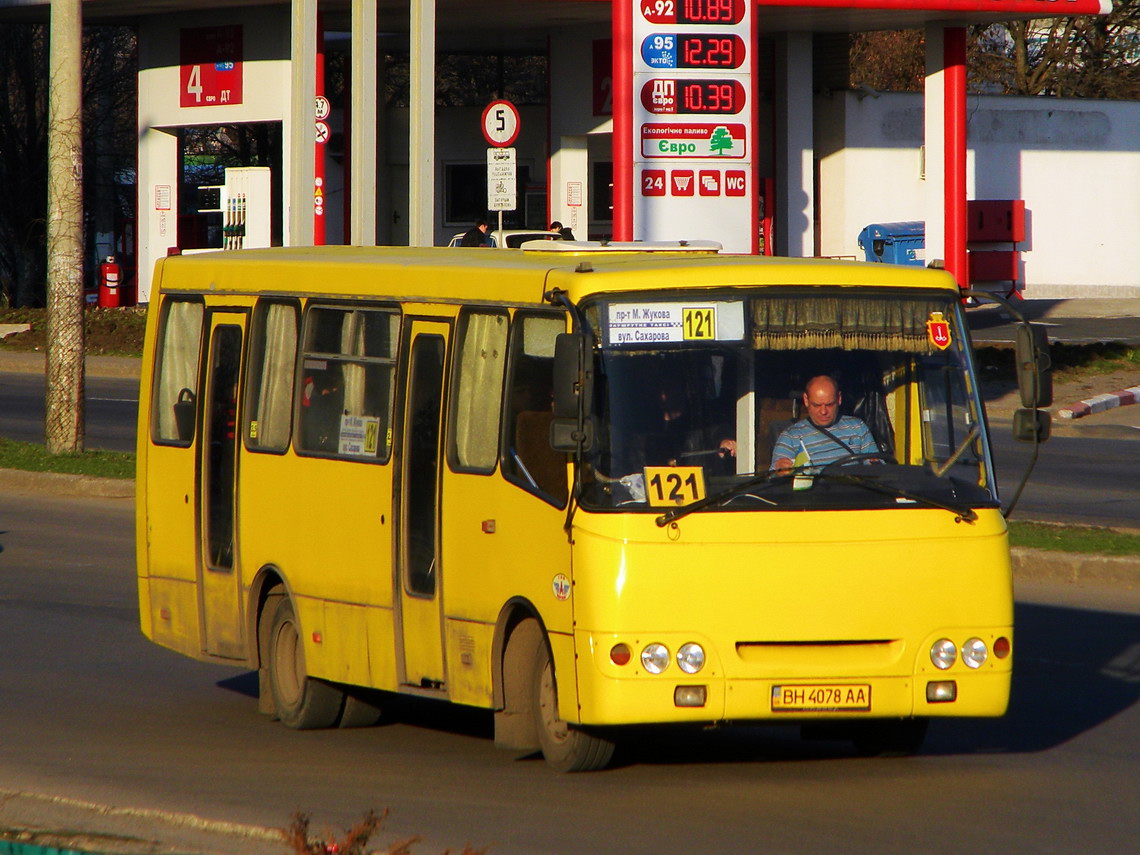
[[461, 218, 491, 246], [770, 374, 878, 473]]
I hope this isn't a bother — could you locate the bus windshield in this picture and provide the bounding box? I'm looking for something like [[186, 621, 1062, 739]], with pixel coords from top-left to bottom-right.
[[579, 288, 996, 514]]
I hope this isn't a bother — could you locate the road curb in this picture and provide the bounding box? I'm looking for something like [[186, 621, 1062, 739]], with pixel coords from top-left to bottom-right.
[[0, 468, 133, 499], [1057, 385, 1140, 419], [1010, 547, 1139, 586], [0, 789, 282, 855]]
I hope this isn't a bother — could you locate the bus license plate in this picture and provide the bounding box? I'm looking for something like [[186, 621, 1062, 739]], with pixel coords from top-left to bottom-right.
[[771, 684, 871, 712]]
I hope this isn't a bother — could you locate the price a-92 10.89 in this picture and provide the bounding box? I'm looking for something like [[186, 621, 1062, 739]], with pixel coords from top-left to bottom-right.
[[642, 0, 745, 26]]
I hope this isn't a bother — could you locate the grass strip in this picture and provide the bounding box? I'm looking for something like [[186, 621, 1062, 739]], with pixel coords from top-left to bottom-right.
[[0, 437, 134, 480], [1008, 520, 1140, 557]]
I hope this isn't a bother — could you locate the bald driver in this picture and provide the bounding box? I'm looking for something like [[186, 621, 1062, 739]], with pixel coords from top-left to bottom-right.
[[770, 374, 879, 473]]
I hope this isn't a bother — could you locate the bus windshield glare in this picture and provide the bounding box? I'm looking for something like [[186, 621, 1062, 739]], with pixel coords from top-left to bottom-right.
[[579, 288, 995, 515]]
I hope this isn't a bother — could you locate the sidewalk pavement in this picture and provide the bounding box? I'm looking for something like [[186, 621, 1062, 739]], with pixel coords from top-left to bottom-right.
[[0, 789, 282, 855]]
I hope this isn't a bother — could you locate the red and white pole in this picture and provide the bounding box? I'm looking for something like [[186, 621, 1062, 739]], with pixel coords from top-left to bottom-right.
[[943, 26, 968, 289]]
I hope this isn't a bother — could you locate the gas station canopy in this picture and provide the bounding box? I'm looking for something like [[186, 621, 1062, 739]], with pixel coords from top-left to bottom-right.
[[0, 1, 1113, 44]]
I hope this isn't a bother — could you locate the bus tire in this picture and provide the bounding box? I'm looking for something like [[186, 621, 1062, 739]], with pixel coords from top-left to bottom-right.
[[852, 718, 929, 757], [267, 597, 344, 729], [532, 639, 614, 772], [338, 690, 385, 728]]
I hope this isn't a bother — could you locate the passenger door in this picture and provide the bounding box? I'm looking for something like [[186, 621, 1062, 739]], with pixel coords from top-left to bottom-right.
[[396, 319, 449, 688], [198, 310, 247, 659]]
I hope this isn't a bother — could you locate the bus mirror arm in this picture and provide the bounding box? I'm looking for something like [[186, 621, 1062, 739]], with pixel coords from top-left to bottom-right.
[[960, 290, 1051, 520]]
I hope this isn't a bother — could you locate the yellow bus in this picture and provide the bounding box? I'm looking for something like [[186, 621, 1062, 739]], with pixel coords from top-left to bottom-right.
[[136, 243, 1050, 771]]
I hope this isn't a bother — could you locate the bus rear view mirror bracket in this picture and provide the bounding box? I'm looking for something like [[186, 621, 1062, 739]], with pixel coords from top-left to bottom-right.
[[550, 416, 594, 453], [553, 333, 592, 419]]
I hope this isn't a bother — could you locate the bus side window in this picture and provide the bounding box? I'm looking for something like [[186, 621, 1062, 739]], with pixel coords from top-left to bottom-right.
[[448, 309, 508, 473], [151, 298, 204, 445], [502, 312, 568, 506], [244, 299, 300, 452], [297, 304, 398, 460]]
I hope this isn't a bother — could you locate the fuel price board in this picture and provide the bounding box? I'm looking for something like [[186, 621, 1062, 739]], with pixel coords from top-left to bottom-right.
[[631, 0, 755, 252]]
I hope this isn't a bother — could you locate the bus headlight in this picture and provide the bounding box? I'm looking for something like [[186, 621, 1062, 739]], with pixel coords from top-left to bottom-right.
[[930, 638, 957, 670], [641, 643, 670, 674], [962, 637, 988, 669], [676, 643, 705, 674]]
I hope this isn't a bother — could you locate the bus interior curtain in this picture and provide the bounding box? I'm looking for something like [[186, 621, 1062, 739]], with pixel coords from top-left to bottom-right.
[[750, 296, 947, 353], [454, 313, 507, 468], [256, 303, 298, 448]]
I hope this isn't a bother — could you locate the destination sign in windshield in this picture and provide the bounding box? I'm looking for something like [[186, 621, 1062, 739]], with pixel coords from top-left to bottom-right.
[[605, 300, 744, 345]]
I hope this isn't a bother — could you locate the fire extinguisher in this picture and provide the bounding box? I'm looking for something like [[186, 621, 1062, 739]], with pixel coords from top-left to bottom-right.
[[99, 255, 122, 308]]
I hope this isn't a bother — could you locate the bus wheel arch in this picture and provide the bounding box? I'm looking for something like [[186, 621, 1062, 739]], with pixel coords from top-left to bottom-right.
[[250, 567, 287, 715], [493, 603, 544, 752]]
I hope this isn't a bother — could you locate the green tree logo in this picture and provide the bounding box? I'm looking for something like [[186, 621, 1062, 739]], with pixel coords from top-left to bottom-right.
[[709, 126, 734, 155]]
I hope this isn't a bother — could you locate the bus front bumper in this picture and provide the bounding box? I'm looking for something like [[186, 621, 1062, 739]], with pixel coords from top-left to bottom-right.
[[573, 641, 1011, 726]]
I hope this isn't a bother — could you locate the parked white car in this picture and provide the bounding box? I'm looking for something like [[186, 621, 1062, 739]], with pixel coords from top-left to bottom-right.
[[446, 229, 564, 248]]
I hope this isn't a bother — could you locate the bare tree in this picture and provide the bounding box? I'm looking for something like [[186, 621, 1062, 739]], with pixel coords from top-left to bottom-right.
[[0, 25, 49, 308], [849, 2, 1140, 100], [971, 2, 1140, 98], [46, 0, 85, 455], [0, 23, 136, 309], [849, 29, 926, 93]]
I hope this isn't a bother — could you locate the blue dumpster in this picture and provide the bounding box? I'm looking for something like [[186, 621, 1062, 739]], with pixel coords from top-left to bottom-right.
[[858, 221, 925, 266]]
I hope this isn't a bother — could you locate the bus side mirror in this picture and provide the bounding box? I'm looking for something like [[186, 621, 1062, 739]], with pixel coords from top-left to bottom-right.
[[1016, 323, 1053, 408], [553, 333, 592, 419], [1013, 407, 1051, 443]]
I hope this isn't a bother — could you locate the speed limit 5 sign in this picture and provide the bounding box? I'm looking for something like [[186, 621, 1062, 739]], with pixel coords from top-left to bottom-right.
[[481, 100, 520, 147]]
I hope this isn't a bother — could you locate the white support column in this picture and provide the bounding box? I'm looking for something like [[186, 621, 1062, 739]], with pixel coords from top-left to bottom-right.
[[351, 0, 377, 245], [136, 128, 179, 303], [924, 24, 946, 268], [550, 136, 589, 237], [409, 0, 436, 247], [774, 32, 814, 257], [289, 0, 317, 246]]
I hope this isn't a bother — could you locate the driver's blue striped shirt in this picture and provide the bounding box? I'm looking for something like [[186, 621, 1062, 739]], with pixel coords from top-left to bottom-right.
[[769, 416, 878, 470]]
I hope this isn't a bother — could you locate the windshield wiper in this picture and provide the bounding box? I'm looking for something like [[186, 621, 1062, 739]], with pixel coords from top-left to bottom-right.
[[656, 470, 784, 526], [812, 469, 978, 522]]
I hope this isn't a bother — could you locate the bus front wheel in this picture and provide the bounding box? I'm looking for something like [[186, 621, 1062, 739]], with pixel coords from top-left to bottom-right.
[[267, 597, 344, 729], [532, 641, 615, 772]]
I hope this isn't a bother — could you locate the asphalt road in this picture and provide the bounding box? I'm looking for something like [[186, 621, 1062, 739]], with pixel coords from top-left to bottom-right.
[[0, 371, 138, 453], [990, 429, 1140, 529], [0, 493, 1138, 854]]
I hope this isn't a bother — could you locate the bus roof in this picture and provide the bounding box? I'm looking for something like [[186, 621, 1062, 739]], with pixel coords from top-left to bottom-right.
[[153, 245, 961, 306]]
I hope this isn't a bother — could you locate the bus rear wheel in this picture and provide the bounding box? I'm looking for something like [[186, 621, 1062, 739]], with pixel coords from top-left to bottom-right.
[[532, 641, 615, 772], [267, 597, 344, 729]]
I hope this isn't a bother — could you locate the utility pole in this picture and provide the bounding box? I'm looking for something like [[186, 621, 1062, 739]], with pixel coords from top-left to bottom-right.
[[46, 0, 85, 454]]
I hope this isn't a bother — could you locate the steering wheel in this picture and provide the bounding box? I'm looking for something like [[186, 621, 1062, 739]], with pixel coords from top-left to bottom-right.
[[818, 452, 897, 474]]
